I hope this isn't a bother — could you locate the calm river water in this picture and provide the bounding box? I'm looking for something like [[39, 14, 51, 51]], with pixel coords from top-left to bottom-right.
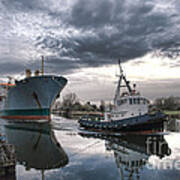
[[1, 116, 180, 180]]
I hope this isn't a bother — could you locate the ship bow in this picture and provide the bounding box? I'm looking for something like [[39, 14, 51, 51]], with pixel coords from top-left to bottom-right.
[[0, 76, 67, 121]]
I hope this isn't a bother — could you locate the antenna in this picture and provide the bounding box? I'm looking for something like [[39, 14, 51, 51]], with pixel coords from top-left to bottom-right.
[[118, 59, 123, 75], [42, 170, 45, 180], [41, 56, 44, 75], [114, 59, 123, 103]]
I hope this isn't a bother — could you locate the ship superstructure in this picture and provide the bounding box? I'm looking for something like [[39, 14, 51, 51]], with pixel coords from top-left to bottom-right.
[[105, 60, 150, 121]]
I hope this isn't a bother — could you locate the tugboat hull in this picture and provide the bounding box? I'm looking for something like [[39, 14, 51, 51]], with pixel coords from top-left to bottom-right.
[[79, 112, 166, 134]]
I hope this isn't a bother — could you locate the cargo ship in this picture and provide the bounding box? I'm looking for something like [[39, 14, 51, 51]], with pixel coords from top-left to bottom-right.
[[79, 60, 166, 133], [0, 57, 67, 122]]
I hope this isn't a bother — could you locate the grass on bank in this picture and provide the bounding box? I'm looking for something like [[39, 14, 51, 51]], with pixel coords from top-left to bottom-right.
[[164, 111, 180, 115]]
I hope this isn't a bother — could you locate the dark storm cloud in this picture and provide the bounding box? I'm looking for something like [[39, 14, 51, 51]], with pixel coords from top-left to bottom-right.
[[35, 0, 180, 72], [45, 56, 83, 75], [69, 0, 114, 28], [2, 0, 50, 12], [1, 0, 180, 74], [0, 61, 26, 75]]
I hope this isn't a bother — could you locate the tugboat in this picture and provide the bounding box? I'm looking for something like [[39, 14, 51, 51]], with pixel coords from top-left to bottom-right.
[[79, 60, 166, 134]]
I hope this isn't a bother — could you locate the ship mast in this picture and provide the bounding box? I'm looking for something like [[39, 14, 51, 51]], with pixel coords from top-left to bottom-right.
[[114, 60, 123, 103], [41, 56, 44, 76], [114, 60, 132, 103]]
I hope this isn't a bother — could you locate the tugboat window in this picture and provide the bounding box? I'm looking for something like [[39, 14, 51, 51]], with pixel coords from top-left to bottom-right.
[[117, 100, 120, 106], [129, 98, 133, 105], [117, 99, 127, 106], [133, 98, 136, 104], [137, 98, 140, 104], [143, 99, 146, 104]]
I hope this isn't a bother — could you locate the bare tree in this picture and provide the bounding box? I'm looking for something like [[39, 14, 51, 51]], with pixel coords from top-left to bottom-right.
[[99, 100, 105, 112], [62, 93, 79, 118], [154, 96, 179, 110], [62, 93, 79, 108]]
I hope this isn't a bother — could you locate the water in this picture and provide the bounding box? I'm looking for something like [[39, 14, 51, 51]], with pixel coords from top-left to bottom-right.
[[1, 116, 180, 180]]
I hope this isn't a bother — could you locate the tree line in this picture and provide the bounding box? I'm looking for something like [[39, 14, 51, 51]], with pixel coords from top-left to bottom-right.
[[54, 93, 106, 112], [154, 96, 180, 111], [54, 93, 180, 117]]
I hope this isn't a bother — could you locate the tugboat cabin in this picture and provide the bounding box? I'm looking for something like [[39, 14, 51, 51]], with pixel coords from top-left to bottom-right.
[[105, 60, 150, 121], [112, 95, 150, 121]]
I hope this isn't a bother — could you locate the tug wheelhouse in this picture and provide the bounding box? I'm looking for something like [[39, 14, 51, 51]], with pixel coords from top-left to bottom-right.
[[105, 60, 150, 121], [111, 96, 150, 121]]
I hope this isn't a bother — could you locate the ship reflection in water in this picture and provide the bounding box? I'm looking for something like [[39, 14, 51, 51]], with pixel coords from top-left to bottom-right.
[[105, 134, 171, 174], [2, 122, 68, 180], [79, 132, 172, 180], [1, 119, 180, 180]]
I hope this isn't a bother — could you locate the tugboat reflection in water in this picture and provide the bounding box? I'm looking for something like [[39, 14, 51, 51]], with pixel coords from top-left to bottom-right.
[[3, 122, 68, 180], [79, 132, 171, 179]]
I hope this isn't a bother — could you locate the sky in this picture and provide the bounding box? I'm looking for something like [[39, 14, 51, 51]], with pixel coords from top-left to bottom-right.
[[1, 0, 180, 102]]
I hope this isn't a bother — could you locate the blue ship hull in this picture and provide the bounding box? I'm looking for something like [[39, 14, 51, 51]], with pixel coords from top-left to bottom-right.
[[79, 112, 166, 133], [0, 75, 67, 121]]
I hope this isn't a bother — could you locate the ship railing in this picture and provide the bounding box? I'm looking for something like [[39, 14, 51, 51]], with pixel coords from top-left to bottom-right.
[[80, 114, 104, 121]]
